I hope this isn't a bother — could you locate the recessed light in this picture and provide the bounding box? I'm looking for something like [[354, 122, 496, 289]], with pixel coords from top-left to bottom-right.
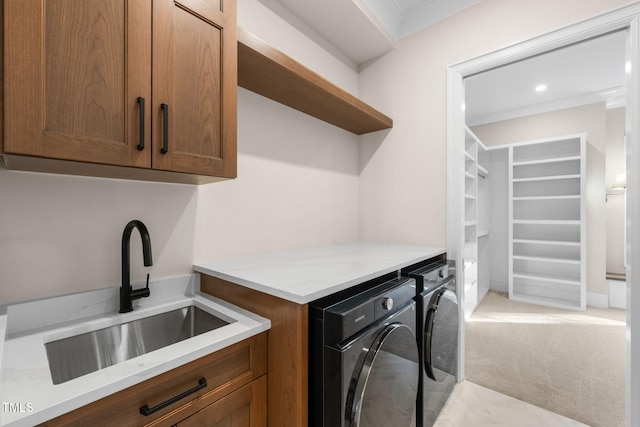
[[535, 84, 547, 92]]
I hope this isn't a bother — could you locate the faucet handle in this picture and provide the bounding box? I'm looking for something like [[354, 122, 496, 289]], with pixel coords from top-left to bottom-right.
[[129, 274, 151, 301], [140, 273, 151, 298]]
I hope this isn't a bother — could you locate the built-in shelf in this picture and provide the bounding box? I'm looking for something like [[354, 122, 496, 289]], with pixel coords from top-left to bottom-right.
[[509, 134, 586, 311], [513, 195, 580, 201], [237, 28, 393, 135], [513, 255, 580, 264], [513, 238, 580, 246], [512, 155, 581, 166], [463, 126, 490, 319], [513, 174, 581, 183], [513, 271, 582, 286], [513, 219, 581, 225]]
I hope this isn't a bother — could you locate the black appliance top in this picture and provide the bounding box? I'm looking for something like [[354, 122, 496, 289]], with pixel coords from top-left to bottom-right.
[[311, 274, 415, 346], [401, 257, 454, 294]]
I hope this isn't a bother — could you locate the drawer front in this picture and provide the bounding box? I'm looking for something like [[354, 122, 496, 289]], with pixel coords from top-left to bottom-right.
[[176, 375, 267, 426], [40, 332, 267, 427]]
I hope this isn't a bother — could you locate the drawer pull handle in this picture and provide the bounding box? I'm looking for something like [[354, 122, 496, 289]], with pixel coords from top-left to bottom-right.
[[160, 103, 169, 154], [140, 377, 207, 416], [137, 97, 145, 151]]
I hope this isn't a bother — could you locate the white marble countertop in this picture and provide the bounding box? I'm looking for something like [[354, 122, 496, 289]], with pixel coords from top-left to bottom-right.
[[0, 275, 270, 427], [194, 241, 446, 304]]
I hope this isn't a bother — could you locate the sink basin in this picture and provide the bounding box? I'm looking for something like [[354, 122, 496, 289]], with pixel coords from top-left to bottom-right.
[[45, 305, 231, 385]]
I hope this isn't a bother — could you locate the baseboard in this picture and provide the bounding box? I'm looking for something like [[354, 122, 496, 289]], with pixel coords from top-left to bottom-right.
[[609, 281, 627, 309], [587, 292, 608, 308], [487, 282, 625, 309]]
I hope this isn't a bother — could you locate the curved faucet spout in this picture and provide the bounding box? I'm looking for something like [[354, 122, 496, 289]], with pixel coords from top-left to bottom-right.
[[120, 220, 153, 313]]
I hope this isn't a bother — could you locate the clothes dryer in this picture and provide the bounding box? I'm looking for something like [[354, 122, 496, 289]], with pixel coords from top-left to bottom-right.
[[309, 273, 419, 427], [402, 259, 458, 427]]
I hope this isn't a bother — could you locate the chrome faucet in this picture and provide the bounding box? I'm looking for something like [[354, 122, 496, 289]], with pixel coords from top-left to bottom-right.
[[120, 220, 153, 313]]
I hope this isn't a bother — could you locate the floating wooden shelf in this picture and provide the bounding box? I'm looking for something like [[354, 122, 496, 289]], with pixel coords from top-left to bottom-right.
[[237, 28, 393, 135]]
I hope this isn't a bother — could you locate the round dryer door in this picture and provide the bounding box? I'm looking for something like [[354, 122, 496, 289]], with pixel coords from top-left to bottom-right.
[[348, 323, 419, 427], [424, 284, 459, 382]]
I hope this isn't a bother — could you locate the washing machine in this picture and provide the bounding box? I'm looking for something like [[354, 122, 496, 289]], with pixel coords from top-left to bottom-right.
[[309, 272, 420, 427], [402, 258, 458, 427]]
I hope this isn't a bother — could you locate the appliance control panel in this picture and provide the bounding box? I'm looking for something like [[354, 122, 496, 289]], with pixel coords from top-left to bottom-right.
[[324, 277, 415, 342]]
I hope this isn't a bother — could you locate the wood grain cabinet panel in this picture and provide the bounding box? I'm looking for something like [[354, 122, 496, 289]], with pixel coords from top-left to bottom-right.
[[201, 275, 309, 427], [2, 0, 237, 183], [176, 375, 267, 427], [4, 0, 151, 167], [40, 332, 266, 427], [152, 0, 236, 178]]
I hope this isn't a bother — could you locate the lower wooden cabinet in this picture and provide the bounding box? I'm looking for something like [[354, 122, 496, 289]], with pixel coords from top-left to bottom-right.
[[200, 275, 308, 426], [176, 376, 267, 427], [40, 332, 267, 427]]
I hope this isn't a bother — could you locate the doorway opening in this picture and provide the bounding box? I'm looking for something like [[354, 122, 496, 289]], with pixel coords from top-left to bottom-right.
[[447, 5, 640, 427]]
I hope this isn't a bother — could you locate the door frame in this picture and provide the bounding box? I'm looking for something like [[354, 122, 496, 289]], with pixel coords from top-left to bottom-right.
[[446, 4, 640, 425]]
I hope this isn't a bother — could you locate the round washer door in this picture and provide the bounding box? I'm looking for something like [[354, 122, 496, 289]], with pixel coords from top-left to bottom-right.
[[348, 322, 419, 427], [424, 284, 459, 382]]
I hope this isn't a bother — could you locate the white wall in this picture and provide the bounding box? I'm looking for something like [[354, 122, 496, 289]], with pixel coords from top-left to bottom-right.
[[193, 88, 360, 262], [194, 0, 362, 262], [0, 0, 361, 305], [472, 103, 606, 149], [0, 170, 198, 304], [488, 148, 509, 292], [606, 107, 627, 275], [358, 0, 633, 247]]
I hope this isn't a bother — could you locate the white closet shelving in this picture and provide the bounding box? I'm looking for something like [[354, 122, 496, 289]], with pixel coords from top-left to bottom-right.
[[463, 126, 490, 318], [476, 139, 491, 306], [508, 134, 586, 310]]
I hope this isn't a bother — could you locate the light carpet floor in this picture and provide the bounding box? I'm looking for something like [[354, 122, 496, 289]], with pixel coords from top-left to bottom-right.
[[465, 291, 625, 427]]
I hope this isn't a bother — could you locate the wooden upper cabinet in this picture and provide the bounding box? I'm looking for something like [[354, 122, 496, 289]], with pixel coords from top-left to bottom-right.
[[4, 0, 151, 168], [152, 0, 237, 178], [3, 0, 236, 181]]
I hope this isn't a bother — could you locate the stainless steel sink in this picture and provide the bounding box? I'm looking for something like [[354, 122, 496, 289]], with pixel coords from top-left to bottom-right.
[[45, 305, 231, 385]]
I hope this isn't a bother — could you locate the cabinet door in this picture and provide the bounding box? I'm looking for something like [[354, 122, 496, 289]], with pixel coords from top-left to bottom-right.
[[176, 376, 267, 427], [4, 0, 152, 167], [152, 0, 237, 178]]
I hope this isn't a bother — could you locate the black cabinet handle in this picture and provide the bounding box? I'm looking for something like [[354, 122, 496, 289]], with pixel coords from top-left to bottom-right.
[[161, 103, 169, 154], [137, 97, 145, 151], [140, 377, 207, 416]]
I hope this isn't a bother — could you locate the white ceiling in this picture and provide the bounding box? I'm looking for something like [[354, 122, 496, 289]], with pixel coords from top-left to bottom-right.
[[257, 1, 627, 124], [258, 0, 480, 64], [465, 31, 627, 126], [377, 0, 482, 39]]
